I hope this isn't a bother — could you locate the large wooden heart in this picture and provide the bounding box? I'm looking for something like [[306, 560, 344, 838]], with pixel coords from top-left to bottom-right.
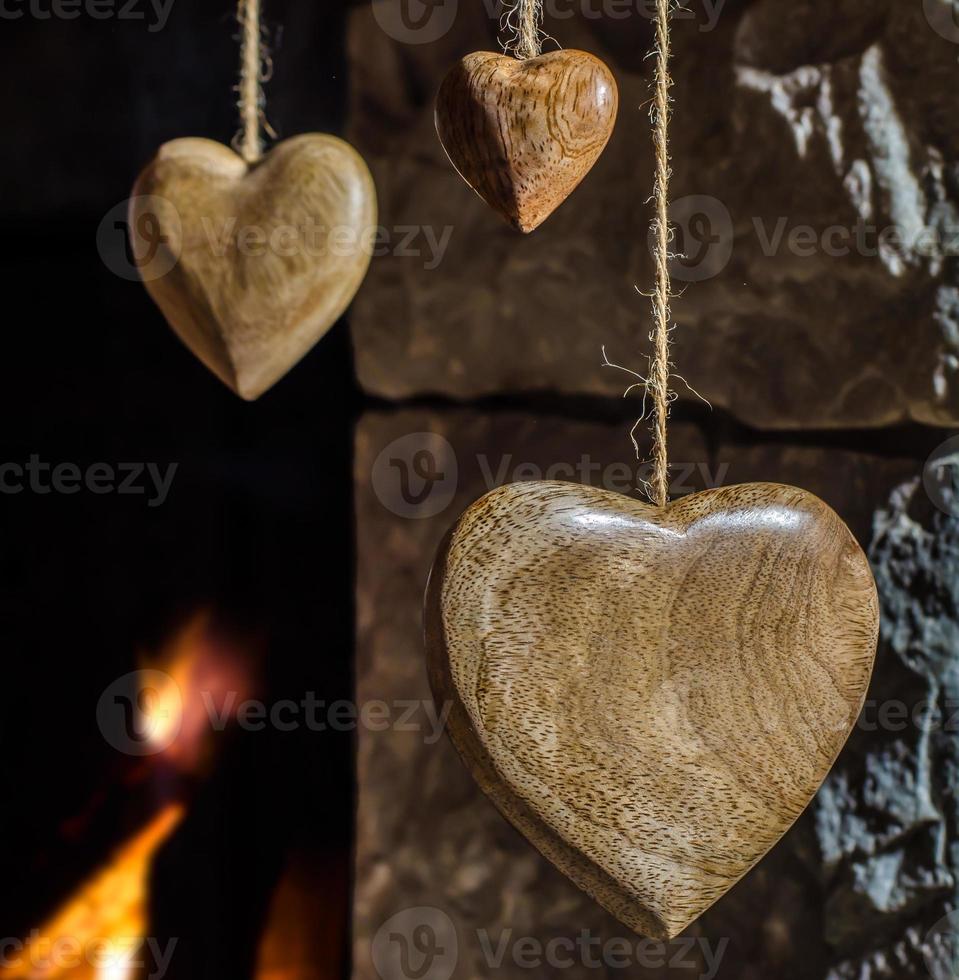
[[130, 134, 376, 400], [425, 481, 878, 938], [435, 50, 618, 233]]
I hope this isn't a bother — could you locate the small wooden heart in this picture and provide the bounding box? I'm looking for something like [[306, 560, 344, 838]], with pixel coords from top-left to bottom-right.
[[435, 50, 618, 233], [130, 134, 376, 400], [426, 481, 878, 938]]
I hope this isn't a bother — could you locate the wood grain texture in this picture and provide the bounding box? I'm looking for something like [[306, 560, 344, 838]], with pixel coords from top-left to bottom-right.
[[435, 50, 618, 233], [425, 481, 879, 939], [130, 135, 376, 400]]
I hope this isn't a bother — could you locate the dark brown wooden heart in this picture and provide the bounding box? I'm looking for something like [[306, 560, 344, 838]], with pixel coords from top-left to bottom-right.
[[435, 50, 618, 233], [425, 481, 879, 938]]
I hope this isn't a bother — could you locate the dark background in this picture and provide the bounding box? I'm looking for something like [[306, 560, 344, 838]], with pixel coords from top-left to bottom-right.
[[0, 2, 358, 977]]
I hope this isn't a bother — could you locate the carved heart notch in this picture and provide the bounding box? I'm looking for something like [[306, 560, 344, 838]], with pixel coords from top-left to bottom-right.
[[425, 481, 878, 938], [435, 50, 618, 233], [130, 134, 376, 400]]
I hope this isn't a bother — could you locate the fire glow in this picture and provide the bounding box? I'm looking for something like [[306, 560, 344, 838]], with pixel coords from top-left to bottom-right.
[[5, 613, 341, 979], [143, 611, 255, 772], [0, 806, 183, 980]]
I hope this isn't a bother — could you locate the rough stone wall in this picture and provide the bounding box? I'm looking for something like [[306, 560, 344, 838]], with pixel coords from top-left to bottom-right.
[[347, 1, 959, 976], [347, 0, 959, 428], [814, 465, 959, 978]]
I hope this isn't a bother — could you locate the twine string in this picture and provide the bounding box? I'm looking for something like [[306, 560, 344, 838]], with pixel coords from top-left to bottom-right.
[[600, 0, 679, 507], [502, 0, 545, 60], [236, 0, 265, 163], [648, 0, 674, 508]]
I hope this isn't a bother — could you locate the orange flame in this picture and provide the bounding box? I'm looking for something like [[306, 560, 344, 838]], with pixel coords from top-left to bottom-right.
[[0, 806, 182, 980]]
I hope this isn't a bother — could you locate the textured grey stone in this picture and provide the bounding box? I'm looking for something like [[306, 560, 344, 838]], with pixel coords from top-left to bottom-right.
[[348, 0, 959, 428], [816, 461, 959, 978], [352, 406, 919, 979]]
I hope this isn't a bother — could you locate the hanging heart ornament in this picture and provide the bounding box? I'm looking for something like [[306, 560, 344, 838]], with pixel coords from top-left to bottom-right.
[[425, 480, 878, 938], [130, 134, 376, 399], [435, 50, 618, 232]]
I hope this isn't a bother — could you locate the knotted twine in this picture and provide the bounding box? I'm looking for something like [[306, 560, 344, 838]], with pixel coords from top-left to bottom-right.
[[503, 0, 546, 60]]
